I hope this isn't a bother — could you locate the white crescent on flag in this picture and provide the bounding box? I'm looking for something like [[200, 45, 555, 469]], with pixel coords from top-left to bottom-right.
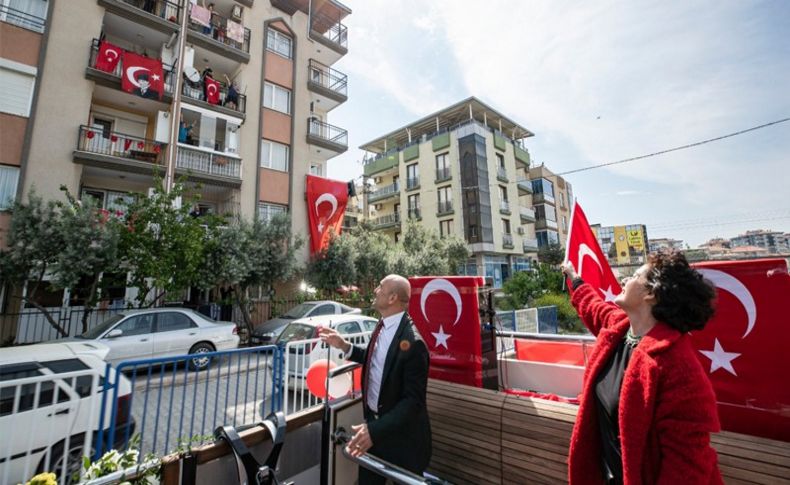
[[208, 83, 218, 94], [420, 278, 463, 326], [314, 193, 337, 219], [125, 66, 149, 88], [105, 48, 119, 62], [577, 243, 604, 279], [697, 268, 757, 338]]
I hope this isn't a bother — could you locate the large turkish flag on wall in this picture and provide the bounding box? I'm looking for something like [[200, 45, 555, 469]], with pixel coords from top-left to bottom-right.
[[120, 52, 164, 100], [306, 175, 348, 255], [691, 258, 790, 441], [409, 276, 485, 387], [564, 201, 622, 302]]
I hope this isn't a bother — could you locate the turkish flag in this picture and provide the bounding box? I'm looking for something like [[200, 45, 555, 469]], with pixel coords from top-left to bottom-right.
[[564, 201, 622, 302], [305, 175, 348, 255], [409, 276, 486, 387], [120, 51, 164, 101], [204, 76, 221, 105], [96, 40, 123, 73], [690, 258, 790, 441]]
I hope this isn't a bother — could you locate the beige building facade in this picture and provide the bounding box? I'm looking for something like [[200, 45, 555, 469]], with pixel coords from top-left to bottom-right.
[[528, 163, 573, 249]]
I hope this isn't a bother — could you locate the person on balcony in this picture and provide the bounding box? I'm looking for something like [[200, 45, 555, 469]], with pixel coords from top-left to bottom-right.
[[223, 74, 239, 110], [319, 275, 432, 485], [561, 250, 722, 485]]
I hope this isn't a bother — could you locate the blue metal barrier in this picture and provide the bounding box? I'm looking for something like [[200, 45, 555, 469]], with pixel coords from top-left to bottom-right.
[[95, 345, 281, 460], [536, 306, 559, 334]]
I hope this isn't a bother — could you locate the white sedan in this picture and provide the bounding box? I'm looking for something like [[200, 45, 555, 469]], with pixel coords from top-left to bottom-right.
[[74, 308, 239, 370]]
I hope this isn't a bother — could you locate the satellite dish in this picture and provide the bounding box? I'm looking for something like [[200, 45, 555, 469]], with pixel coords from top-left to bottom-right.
[[184, 66, 200, 83]]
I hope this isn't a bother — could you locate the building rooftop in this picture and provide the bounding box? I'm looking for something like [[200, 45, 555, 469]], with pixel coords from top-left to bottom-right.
[[359, 96, 534, 154]]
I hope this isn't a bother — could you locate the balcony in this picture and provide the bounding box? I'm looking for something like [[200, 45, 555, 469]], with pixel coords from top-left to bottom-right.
[[517, 178, 533, 194], [436, 167, 451, 183], [307, 118, 348, 155], [181, 77, 246, 117], [0, 3, 46, 33], [307, 59, 348, 109], [371, 213, 400, 230], [85, 39, 176, 101], [406, 176, 420, 191], [98, 0, 180, 35], [519, 206, 536, 223], [503, 233, 514, 249], [533, 192, 556, 205], [186, 8, 250, 63], [500, 200, 511, 215], [176, 144, 242, 186], [536, 218, 559, 230], [73, 125, 166, 174], [270, 0, 301, 15], [523, 238, 539, 252], [437, 201, 453, 216], [497, 167, 508, 182], [310, 12, 348, 56], [408, 208, 422, 220], [368, 182, 400, 203]]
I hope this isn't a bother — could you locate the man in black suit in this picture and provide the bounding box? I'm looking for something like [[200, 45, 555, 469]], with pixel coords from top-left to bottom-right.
[[319, 274, 431, 485]]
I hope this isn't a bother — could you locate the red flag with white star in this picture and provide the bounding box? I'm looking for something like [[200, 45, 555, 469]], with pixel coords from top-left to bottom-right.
[[690, 258, 790, 441], [409, 276, 485, 387], [305, 175, 348, 255], [564, 201, 622, 302], [120, 51, 164, 100], [96, 40, 123, 73], [204, 76, 221, 105]]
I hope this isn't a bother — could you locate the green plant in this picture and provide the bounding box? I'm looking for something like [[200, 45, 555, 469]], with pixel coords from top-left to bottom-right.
[[79, 435, 160, 484], [532, 292, 587, 334]]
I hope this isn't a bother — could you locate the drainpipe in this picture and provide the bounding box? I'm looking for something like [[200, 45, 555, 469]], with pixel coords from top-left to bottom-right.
[[164, 0, 190, 193]]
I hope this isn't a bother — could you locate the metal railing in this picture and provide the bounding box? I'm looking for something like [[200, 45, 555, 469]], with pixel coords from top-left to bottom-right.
[[435, 166, 451, 182], [523, 238, 539, 251], [406, 176, 419, 190], [96, 346, 279, 460], [114, 0, 181, 24], [176, 144, 242, 179], [308, 59, 348, 97], [437, 200, 453, 214], [500, 200, 511, 213], [371, 213, 400, 228], [187, 10, 251, 54], [181, 78, 246, 114], [503, 233, 514, 247], [10, 305, 126, 344], [87, 39, 176, 94], [369, 182, 400, 202], [520, 206, 536, 220], [517, 177, 533, 192], [307, 118, 348, 148], [78, 125, 165, 164], [311, 12, 348, 49], [0, 3, 46, 33]]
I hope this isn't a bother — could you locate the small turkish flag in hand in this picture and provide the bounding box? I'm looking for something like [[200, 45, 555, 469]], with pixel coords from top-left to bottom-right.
[[204, 76, 221, 105], [564, 201, 621, 303]]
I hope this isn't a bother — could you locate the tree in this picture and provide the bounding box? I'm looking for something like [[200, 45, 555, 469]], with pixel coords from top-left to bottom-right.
[[390, 220, 468, 276], [500, 263, 564, 310], [538, 243, 564, 266], [346, 222, 391, 297], [305, 234, 357, 295]]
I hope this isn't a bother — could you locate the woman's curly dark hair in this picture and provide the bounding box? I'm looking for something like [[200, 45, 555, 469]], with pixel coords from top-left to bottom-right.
[[644, 249, 716, 333]]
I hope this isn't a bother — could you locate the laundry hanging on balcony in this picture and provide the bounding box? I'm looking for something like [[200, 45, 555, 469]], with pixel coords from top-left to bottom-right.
[[121, 52, 164, 101], [96, 40, 123, 73]]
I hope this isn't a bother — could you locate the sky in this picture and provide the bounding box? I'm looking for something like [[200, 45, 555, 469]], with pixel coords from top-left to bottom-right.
[[326, 0, 790, 247]]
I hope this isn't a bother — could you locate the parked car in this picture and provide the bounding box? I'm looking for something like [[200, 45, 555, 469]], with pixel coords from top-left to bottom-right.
[[0, 342, 134, 484], [275, 314, 377, 385], [250, 301, 361, 345], [72, 308, 239, 370]]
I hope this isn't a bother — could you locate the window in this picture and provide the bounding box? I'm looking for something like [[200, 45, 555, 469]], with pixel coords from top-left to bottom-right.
[[336, 321, 361, 334], [0, 0, 47, 32], [562, 216, 568, 231], [311, 304, 336, 316], [408, 194, 420, 219], [261, 140, 289, 171], [440, 219, 452, 238], [435, 153, 450, 180], [309, 163, 323, 176], [156, 312, 195, 332], [0, 363, 60, 415], [116, 314, 154, 336], [0, 165, 20, 210], [406, 163, 419, 189], [361, 319, 377, 332], [496, 152, 505, 169], [42, 359, 94, 398], [266, 29, 292, 59], [258, 203, 287, 223], [502, 219, 511, 235], [468, 224, 478, 238], [276, 323, 315, 344], [499, 185, 508, 202], [0, 63, 36, 117], [438, 186, 452, 213], [263, 82, 291, 114]]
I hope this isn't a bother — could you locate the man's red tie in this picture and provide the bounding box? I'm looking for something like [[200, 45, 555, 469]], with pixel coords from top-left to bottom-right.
[[363, 319, 385, 408]]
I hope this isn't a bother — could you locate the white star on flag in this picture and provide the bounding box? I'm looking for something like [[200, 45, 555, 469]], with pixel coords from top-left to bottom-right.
[[317, 221, 324, 233], [699, 338, 741, 376], [431, 325, 451, 349], [152, 74, 160, 81], [599, 286, 618, 302]]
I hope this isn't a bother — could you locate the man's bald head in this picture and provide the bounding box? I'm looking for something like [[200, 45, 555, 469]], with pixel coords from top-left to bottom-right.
[[374, 274, 412, 316]]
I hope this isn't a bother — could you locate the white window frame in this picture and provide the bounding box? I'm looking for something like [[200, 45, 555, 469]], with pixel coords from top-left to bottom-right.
[[266, 29, 293, 59], [261, 140, 289, 172], [0, 59, 36, 117], [258, 202, 287, 223], [439, 219, 452, 238], [0, 164, 20, 210], [263, 82, 291, 114], [309, 163, 323, 176]]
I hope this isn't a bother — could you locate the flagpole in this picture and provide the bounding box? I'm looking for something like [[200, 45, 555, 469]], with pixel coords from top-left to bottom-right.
[[164, 0, 190, 194], [563, 197, 577, 264]]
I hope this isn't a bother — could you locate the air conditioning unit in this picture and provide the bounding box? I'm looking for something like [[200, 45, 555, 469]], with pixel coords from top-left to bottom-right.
[[517, 227, 525, 235]]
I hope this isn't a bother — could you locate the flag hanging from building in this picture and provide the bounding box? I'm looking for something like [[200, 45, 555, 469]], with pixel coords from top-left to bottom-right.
[[120, 52, 164, 100], [409, 276, 486, 387], [96, 40, 123, 73], [690, 258, 790, 441], [306, 175, 349, 255], [564, 201, 621, 302], [189, 4, 211, 27], [204, 76, 221, 104]]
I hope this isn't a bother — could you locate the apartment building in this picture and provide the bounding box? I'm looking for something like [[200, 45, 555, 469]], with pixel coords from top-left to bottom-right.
[[648, 237, 684, 252], [361, 97, 537, 288], [528, 163, 573, 248], [592, 223, 650, 266], [1, 0, 350, 259], [730, 229, 789, 254]]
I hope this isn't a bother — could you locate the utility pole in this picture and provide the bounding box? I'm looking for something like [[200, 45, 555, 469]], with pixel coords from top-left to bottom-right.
[[362, 174, 371, 222], [164, 0, 190, 194]]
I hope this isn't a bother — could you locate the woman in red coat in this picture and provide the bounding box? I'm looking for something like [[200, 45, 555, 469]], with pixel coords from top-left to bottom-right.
[[562, 250, 723, 485]]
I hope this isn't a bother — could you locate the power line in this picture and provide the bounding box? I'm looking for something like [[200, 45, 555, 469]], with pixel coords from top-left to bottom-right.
[[649, 215, 790, 233], [647, 208, 790, 229], [556, 117, 790, 176]]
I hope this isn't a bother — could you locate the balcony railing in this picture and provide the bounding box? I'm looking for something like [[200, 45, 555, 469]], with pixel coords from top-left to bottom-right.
[[372, 213, 400, 228], [87, 39, 176, 94], [311, 12, 348, 49], [369, 182, 400, 203], [437, 201, 453, 215], [77, 125, 165, 164], [500, 200, 511, 214], [519, 206, 536, 221], [497, 167, 508, 182], [503, 233, 514, 248], [406, 176, 420, 190], [517, 177, 533, 193], [113, 0, 181, 24], [436, 167, 451, 182], [408, 208, 421, 220], [308, 118, 348, 148], [187, 10, 250, 54], [0, 3, 46, 33], [181, 78, 246, 114], [177, 144, 241, 179], [308, 59, 348, 97], [523, 238, 539, 251]]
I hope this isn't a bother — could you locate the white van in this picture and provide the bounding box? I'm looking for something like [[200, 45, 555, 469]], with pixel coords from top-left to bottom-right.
[[0, 342, 134, 484]]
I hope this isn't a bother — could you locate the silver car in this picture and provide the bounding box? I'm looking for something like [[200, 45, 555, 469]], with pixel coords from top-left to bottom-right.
[[74, 308, 239, 370]]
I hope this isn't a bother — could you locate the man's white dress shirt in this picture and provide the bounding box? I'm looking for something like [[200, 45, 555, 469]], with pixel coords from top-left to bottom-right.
[[366, 311, 404, 412]]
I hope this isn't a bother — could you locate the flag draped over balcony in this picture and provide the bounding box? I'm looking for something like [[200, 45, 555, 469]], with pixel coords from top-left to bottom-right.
[[96, 40, 123, 73], [564, 201, 622, 302], [204, 76, 221, 104], [120, 52, 164, 101], [305, 175, 349, 255]]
